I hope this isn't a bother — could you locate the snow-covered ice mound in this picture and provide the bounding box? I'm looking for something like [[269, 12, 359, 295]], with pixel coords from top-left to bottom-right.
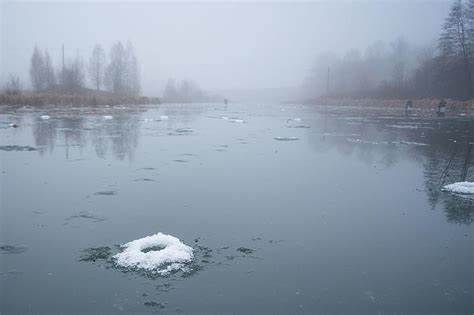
[[113, 233, 194, 275], [442, 182, 474, 195]]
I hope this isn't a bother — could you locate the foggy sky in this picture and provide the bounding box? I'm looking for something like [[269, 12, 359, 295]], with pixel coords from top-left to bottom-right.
[[1, 1, 451, 96]]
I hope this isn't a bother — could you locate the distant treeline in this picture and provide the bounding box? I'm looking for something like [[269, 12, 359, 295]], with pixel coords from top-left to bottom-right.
[[3, 41, 140, 97], [162, 78, 221, 103], [303, 0, 474, 101]]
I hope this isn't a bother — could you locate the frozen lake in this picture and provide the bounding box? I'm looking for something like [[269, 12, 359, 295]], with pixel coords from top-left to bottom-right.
[[0, 103, 472, 314]]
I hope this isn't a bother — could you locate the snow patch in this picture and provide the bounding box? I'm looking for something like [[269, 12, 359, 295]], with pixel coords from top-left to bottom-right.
[[103, 115, 113, 120], [442, 182, 474, 195], [113, 233, 194, 275], [41, 115, 50, 120], [160, 115, 169, 120]]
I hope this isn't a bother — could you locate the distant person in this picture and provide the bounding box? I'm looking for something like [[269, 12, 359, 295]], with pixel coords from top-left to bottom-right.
[[405, 100, 413, 116], [437, 99, 447, 117], [224, 98, 228, 105]]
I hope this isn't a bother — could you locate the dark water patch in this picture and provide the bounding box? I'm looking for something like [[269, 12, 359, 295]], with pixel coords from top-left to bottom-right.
[[79, 246, 113, 262], [156, 282, 173, 292], [134, 178, 156, 182], [0, 145, 37, 152], [173, 159, 188, 163], [65, 211, 105, 223], [173, 128, 194, 134], [144, 301, 166, 309], [94, 190, 117, 196], [0, 245, 28, 254], [137, 167, 155, 171], [237, 247, 254, 255], [142, 245, 166, 253]]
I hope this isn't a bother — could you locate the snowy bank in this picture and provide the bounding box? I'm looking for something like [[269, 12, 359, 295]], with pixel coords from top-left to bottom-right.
[[113, 233, 194, 275], [442, 182, 474, 195]]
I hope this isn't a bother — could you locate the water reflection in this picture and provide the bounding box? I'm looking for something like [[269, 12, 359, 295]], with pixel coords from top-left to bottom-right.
[[310, 108, 474, 225], [31, 110, 142, 161], [23, 104, 474, 225]]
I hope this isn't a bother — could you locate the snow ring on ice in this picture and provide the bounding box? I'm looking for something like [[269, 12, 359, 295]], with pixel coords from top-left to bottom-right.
[[113, 233, 194, 275], [442, 181, 474, 195]]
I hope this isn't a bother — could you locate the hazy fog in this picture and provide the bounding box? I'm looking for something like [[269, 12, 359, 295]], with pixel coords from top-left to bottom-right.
[[1, 1, 451, 97]]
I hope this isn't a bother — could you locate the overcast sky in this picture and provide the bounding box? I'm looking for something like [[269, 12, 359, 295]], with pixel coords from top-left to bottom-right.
[[1, 1, 451, 96]]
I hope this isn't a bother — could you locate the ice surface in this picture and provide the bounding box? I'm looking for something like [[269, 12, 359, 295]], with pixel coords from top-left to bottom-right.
[[113, 233, 194, 274], [160, 115, 169, 120], [40, 115, 50, 120], [442, 182, 474, 195], [103, 115, 113, 120]]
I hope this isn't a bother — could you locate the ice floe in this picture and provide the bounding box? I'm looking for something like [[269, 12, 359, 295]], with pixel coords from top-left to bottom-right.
[[160, 115, 169, 120], [442, 182, 474, 195], [222, 116, 244, 123], [103, 115, 113, 120], [274, 137, 299, 141], [113, 233, 194, 275], [40, 115, 50, 120]]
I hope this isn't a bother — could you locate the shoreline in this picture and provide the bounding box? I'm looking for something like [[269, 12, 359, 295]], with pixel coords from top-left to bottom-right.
[[300, 97, 474, 117], [0, 92, 161, 106]]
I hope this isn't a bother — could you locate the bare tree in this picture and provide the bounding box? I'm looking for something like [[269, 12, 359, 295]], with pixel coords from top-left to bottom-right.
[[30, 46, 45, 91], [163, 78, 178, 100], [125, 41, 140, 96], [3, 74, 22, 95], [61, 56, 85, 93], [88, 44, 106, 91], [390, 37, 409, 93], [440, 0, 472, 98], [44, 50, 55, 90], [105, 41, 126, 94], [105, 41, 141, 95]]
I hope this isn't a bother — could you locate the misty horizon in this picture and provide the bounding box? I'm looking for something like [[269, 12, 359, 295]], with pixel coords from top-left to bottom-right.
[[1, 1, 451, 98]]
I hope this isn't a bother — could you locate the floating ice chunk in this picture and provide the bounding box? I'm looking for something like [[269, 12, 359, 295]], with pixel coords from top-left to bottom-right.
[[113, 233, 194, 274], [222, 116, 244, 123], [442, 182, 474, 195], [397, 141, 429, 146], [274, 137, 299, 141], [387, 124, 418, 129], [41, 115, 50, 120], [103, 115, 113, 120], [160, 115, 169, 120]]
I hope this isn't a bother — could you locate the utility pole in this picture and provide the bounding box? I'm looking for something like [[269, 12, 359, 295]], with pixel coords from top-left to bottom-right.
[[62, 44, 65, 83], [326, 66, 330, 96]]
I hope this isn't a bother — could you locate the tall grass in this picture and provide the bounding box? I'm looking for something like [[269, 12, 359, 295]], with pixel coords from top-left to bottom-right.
[[0, 91, 160, 106]]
